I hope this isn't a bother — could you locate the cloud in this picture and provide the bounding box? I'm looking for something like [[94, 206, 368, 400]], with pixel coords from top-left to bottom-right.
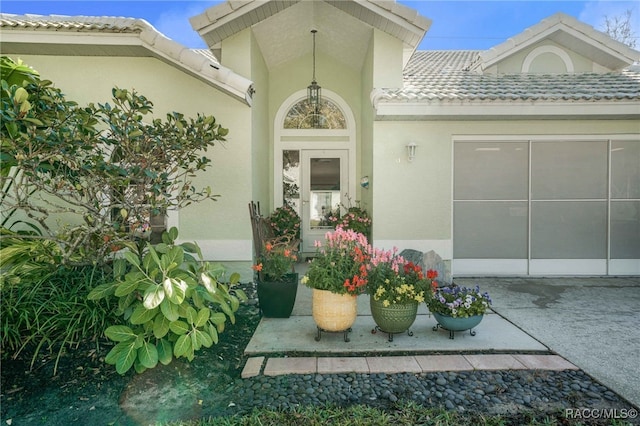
[[578, 1, 639, 38], [152, 1, 221, 48]]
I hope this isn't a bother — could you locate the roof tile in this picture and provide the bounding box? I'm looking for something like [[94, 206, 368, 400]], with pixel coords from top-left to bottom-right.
[[381, 50, 640, 103]]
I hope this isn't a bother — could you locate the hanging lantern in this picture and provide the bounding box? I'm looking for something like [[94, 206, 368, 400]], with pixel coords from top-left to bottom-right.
[[307, 29, 321, 113]]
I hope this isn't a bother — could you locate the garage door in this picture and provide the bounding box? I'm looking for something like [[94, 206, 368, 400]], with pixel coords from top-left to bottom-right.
[[452, 137, 640, 276]]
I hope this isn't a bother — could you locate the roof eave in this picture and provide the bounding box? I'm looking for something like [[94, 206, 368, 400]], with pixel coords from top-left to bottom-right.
[[472, 13, 640, 73], [191, 0, 431, 51], [374, 100, 640, 120], [0, 16, 254, 106]]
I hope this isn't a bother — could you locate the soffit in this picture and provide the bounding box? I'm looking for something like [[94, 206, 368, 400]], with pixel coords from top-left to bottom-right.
[[251, 1, 372, 70], [191, 0, 430, 71]]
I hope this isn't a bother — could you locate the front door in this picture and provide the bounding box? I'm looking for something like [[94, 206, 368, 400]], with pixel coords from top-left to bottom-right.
[[300, 150, 348, 252]]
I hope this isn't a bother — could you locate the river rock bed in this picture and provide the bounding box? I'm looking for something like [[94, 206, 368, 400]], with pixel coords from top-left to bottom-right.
[[212, 367, 637, 421]]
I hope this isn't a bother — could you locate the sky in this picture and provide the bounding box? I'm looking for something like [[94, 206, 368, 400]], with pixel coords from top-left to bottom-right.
[[1, 1, 638, 51]]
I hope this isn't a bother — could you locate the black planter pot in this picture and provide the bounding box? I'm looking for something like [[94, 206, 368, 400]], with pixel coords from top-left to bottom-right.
[[256, 273, 299, 318]]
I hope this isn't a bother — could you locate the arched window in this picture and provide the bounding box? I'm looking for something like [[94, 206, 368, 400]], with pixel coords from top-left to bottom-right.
[[283, 98, 347, 129]]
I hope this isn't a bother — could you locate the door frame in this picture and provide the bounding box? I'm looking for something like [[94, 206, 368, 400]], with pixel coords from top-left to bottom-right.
[[274, 89, 357, 252]]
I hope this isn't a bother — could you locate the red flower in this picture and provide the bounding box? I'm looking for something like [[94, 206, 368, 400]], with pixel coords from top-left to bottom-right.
[[252, 263, 263, 272], [426, 269, 438, 280]]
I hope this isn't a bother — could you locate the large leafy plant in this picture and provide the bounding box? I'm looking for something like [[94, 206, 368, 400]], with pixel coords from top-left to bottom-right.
[[88, 228, 247, 374], [1, 56, 228, 266]]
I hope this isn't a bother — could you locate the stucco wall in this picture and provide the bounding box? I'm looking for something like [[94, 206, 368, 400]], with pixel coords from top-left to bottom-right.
[[358, 32, 376, 229], [13, 54, 253, 266], [489, 40, 597, 74], [372, 118, 640, 258]]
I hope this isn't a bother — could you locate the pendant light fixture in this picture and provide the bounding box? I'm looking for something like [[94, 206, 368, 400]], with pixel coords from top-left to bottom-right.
[[307, 29, 321, 114]]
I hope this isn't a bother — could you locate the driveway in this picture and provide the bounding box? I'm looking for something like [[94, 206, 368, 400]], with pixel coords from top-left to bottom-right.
[[455, 277, 640, 408]]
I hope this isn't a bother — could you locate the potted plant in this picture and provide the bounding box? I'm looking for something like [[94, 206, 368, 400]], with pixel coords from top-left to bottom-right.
[[367, 249, 435, 341], [427, 284, 492, 339], [328, 199, 372, 241], [301, 228, 371, 341], [252, 237, 299, 318], [267, 203, 301, 240]]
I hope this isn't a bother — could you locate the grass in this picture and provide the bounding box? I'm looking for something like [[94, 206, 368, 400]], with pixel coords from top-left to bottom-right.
[[0, 264, 119, 374], [166, 402, 636, 426]]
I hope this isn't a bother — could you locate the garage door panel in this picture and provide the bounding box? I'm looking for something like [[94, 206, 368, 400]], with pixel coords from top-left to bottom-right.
[[531, 201, 607, 259], [454, 201, 528, 259], [611, 141, 640, 199], [611, 201, 640, 259], [454, 142, 528, 200], [531, 141, 608, 199]]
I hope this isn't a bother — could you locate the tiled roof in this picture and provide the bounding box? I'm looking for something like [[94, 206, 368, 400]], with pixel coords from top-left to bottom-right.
[[0, 13, 143, 32], [192, 48, 221, 67], [378, 50, 640, 103], [0, 13, 252, 104]]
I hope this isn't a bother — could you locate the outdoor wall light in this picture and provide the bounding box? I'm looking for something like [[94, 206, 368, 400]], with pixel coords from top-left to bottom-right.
[[406, 142, 417, 162], [360, 176, 369, 189]]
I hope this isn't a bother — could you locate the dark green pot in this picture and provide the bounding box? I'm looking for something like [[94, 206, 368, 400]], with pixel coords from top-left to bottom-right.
[[370, 297, 418, 334], [257, 273, 298, 318]]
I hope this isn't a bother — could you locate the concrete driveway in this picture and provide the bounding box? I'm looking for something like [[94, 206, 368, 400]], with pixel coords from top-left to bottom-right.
[[455, 276, 640, 408]]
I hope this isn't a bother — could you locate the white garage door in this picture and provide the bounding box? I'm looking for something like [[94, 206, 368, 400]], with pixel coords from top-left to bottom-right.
[[452, 137, 640, 276]]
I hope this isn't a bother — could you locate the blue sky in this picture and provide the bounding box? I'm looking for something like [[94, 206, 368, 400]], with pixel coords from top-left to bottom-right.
[[1, 1, 638, 50]]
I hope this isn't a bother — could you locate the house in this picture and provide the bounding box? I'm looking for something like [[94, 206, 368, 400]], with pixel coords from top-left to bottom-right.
[[1, 1, 638, 279]]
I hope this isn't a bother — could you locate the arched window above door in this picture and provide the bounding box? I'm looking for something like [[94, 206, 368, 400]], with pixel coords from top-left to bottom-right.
[[283, 98, 347, 129]]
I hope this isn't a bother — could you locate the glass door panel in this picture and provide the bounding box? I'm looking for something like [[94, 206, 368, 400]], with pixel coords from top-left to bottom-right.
[[301, 150, 348, 252]]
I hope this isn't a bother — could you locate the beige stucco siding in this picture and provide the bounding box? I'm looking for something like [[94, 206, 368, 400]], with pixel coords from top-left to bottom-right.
[[489, 40, 600, 74], [372, 118, 640, 251], [14, 54, 253, 257]]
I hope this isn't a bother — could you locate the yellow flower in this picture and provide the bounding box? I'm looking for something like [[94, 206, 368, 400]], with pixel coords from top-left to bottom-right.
[[383, 299, 390, 307], [301, 275, 309, 284]]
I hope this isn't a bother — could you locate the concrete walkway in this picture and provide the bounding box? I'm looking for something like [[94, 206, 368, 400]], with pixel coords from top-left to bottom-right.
[[242, 269, 640, 409], [455, 277, 640, 409], [245, 285, 546, 354]]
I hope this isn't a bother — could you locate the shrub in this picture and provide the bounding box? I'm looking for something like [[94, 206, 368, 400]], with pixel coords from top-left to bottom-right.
[[0, 262, 118, 375], [267, 204, 301, 239], [88, 227, 247, 374]]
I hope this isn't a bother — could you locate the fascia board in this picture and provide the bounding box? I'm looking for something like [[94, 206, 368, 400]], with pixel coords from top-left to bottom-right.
[[0, 30, 142, 46], [374, 101, 640, 119]]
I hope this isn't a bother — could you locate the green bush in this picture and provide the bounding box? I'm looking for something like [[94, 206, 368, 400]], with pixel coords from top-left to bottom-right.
[[88, 227, 247, 374], [267, 204, 301, 240], [0, 262, 119, 375]]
